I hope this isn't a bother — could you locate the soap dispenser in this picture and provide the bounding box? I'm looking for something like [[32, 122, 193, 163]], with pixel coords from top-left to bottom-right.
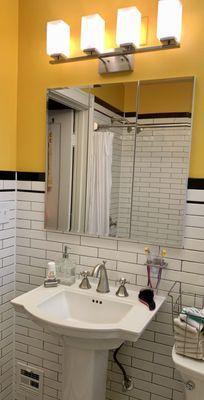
[[56, 246, 76, 286]]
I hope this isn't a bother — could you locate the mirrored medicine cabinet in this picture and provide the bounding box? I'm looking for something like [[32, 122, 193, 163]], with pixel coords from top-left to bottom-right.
[[45, 76, 195, 248]]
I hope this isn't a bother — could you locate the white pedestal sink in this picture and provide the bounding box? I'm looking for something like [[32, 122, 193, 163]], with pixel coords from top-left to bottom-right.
[[12, 281, 165, 400]]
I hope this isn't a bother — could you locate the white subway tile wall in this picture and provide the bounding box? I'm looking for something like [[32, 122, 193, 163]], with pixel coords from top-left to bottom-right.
[[13, 180, 204, 400], [131, 118, 191, 247], [118, 129, 135, 238], [0, 180, 16, 400]]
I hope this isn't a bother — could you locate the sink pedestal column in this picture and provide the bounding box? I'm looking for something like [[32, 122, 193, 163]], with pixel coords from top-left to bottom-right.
[[63, 342, 109, 400]]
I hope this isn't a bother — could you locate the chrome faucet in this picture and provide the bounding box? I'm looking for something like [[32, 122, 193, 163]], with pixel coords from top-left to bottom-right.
[[92, 261, 110, 293]]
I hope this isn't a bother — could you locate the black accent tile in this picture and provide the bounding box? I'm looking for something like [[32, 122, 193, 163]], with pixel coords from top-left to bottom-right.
[[135, 112, 191, 119], [94, 102, 191, 120], [17, 189, 45, 193], [0, 189, 15, 192], [188, 178, 204, 190], [0, 171, 15, 180], [187, 201, 204, 204], [17, 172, 45, 182]]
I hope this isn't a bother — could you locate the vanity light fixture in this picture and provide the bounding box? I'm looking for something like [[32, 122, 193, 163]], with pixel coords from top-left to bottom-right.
[[157, 0, 182, 44], [81, 14, 105, 54], [47, 1, 183, 74], [116, 7, 141, 50], [46, 20, 70, 59]]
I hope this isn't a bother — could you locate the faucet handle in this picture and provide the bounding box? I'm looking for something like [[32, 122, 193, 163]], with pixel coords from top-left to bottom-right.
[[80, 270, 90, 278], [79, 270, 91, 289], [119, 278, 128, 285], [116, 278, 129, 286], [116, 278, 129, 297]]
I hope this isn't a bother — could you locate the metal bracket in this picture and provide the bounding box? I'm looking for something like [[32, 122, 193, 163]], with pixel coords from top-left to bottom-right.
[[50, 43, 180, 67], [99, 54, 134, 74]]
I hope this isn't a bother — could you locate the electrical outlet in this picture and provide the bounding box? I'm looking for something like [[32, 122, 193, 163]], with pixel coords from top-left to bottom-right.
[[17, 362, 44, 400]]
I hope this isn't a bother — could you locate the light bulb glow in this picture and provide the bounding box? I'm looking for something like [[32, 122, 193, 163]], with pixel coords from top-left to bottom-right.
[[47, 20, 70, 58], [116, 7, 141, 48], [81, 14, 105, 53], [157, 0, 182, 43]]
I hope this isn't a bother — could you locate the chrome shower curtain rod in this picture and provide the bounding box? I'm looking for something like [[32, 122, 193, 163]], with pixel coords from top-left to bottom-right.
[[94, 122, 191, 132]]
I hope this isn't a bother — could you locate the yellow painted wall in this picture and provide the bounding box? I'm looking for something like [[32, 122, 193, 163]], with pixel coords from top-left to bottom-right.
[[0, 0, 18, 170], [93, 80, 193, 113], [124, 79, 194, 113], [91, 84, 125, 112], [17, 0, 204, 177]]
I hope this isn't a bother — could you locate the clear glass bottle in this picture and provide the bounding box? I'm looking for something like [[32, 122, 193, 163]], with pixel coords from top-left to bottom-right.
[[56, 246, 76, 286]]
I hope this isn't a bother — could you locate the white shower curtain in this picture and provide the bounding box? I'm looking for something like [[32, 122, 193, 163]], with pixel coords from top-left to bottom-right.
[[86, 131, 114, 236]]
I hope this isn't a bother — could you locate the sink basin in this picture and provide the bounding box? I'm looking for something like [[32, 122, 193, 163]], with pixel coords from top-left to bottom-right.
[[38, 290, 133, 324], [12, 281, 166, 400]]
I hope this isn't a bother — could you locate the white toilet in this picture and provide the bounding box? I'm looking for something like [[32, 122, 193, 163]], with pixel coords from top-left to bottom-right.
[[172, 345, 204, 399]]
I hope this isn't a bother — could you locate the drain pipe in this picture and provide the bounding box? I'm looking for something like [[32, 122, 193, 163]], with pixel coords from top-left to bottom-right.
[[113, 343, 133, 391]]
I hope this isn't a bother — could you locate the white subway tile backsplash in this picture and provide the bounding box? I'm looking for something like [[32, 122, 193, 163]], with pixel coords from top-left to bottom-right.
[[17, 191, 44, 202], [16, 245, 46, 258], [17, 227, 46, 240], [81, 236, 117, 250], [186, 203, 204, 216], [31, 238, 62, 252], [0, 178, 201, 400], [0, 183, 15, 400], [186, 214, 204, 227], [17, 210, 44, 221], [17, 181, 32, 190], [31, 181, 45, 191], [16, 219, 31, 229], [46, 231, 80, 245], [31, 220, 45, 230], [187, 189, 204, 202], [184, 237, 204, 250]]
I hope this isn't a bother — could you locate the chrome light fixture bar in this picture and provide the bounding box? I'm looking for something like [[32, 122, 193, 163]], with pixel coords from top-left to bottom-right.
[[47, 0, 182, 74]]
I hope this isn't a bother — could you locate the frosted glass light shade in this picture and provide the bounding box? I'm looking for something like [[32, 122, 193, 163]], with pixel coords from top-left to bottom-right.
[[116, 7, 141, 48], [157, 0, 182, 43], [81, 14, 105, 53], [47, 20, 70, 58]]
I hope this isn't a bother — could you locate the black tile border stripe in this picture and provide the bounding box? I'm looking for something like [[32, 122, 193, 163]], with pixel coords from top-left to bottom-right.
[[17, 172, 45, 182], [136, 112, 191, 119], [188, 178, 204, 190], [0, 171, 15, 180], [187, 201, 204, 204], [94, 98, 192, 120], [0, 189, 15, 192], [17, 189, 45, 194], [0, 174, 203, 192]]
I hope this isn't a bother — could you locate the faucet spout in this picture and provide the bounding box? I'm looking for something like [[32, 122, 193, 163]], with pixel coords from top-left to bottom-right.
[[92, 261, 110, 293]]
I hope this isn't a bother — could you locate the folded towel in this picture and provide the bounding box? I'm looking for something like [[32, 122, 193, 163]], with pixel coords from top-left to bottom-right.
[[180, 313, 204, 331], [174, 325, 199, 339], [174, 318, 198, 335], [174, 334, 202, 344], [175, 342, 203, 352]]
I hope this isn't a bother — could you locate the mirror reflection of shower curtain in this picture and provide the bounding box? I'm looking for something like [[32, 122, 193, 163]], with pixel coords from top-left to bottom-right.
[[86, 131, 114, 236]]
